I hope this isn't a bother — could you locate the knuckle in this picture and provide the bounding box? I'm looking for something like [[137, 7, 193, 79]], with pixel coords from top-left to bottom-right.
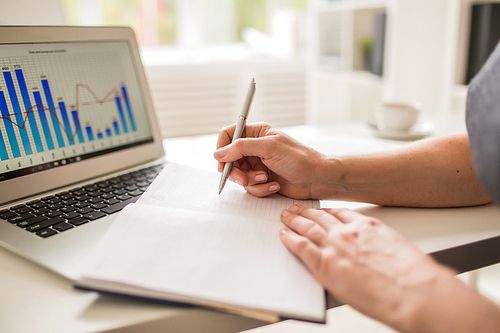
[[296, 237, 309, 252], [339, 228, 359, 241]]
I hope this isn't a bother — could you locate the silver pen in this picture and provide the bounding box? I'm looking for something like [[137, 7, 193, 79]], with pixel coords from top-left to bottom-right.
[[218, 78, 256, 194]]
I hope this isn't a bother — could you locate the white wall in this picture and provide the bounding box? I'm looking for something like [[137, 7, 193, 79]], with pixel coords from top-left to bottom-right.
[[384, 0, 453, 115], [0, 0, 66, 25]]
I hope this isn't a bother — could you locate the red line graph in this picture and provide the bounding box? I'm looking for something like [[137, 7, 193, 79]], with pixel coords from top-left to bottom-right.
[[0, 83, 125, 143]]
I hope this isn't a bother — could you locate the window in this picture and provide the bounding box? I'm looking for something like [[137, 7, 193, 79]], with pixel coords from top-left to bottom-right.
[[62, 0, 306, 48]]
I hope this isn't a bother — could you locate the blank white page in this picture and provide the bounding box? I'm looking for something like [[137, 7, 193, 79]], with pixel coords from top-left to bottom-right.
[[138, 163, 320, 220], [78, 203, 325, 321]]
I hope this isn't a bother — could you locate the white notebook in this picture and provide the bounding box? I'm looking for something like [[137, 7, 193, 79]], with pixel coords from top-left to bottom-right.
[[75, 163, 325, 323]]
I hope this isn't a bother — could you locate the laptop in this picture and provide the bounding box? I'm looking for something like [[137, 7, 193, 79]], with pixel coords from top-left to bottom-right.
[[0, 26, 166, 280]]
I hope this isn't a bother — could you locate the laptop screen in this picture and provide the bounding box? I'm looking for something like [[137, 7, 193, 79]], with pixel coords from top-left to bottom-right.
[[0, 40, 154, 183]]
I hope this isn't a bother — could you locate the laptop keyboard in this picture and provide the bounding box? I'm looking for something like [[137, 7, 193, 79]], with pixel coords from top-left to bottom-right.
[[0, 164, 164, 238]]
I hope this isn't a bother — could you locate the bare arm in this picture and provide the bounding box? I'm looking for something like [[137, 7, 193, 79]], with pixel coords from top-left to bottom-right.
[[215, 123, 491, 207], [315, 133, 492, 206]]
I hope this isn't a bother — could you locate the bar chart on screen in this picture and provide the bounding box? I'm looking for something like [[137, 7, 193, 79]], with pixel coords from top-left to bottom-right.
[[0, 64, 137, 162]]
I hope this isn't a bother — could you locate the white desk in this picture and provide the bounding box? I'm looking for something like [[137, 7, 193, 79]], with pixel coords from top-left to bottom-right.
[[2, 115, 500, 333]]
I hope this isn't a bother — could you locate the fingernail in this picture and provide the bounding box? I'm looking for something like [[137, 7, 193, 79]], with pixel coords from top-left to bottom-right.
[[281, 210, 290, 217], [289, 204, 299, 212], [280, 229, 287, 236], [268, 184, 280, 192], [255, 174, 267, 182], [235, 179, 243, 186], [214, 148, 227, 158]]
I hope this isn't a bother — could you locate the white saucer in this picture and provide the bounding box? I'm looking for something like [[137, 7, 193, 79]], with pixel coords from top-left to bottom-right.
[[366, 122, 434, 140]]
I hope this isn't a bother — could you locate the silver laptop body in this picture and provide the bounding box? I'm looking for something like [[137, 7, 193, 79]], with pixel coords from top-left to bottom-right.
[[0, 26, 165, 280]]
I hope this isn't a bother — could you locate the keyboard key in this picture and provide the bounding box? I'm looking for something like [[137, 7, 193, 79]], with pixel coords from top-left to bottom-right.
[[101, 196, 138, 214], [88, 197, 104, 204], [113, 189, 128, 195], [74, 201, 91, 209], [128, 189, 144, 196], [32, 208, 50, 215], [117, 194, 132, 201], [52, 222, 73, 232], [45, 198, 62, 204], [45, 210, 63, 218], [100, 186, 115, 193], [0, 211, 18, 219], [60, 206, 77, 213], [104, 198, 120, 205], [62, 211, 81, 219], [136, 181, 151, 188], [62, 199, 78, 206], [87, 191, 103, 197], [68, 217, 89, 226], [15, 206, 33, 214], [83, 184, 99, 191], [47, 203, 64, 210], [77, 207, 94, 215], [83, 211, 106, 220], [101, 193, 116, 199], [71, 189, 86, 196], [29, 202, 48, 209], [36, 228, 57, 238], [125, 185, 138, 191], [75, 195, 91, 201], [8, 213, 34, 224], [26, 217, 65, 232], [17, 215, 47, 228], [59, 194, 75, 201], [96, 180, 110, 187], [91, 202, 108, 210]]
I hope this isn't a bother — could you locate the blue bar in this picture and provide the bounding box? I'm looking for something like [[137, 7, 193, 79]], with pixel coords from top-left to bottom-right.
[[0, 128, 9, 160], [15, 69, 44, 153], [113, 120, 120, 135], [121, 85, 136, 131], [105, 128, 112, 137], [0, 91, 20, 158], [71, 110, 84, 143], [114, 96, 128, 133], [58, 102, 74, 145], [42, 79, 65, 148], [86, 126, 94, 141], [97, 131, 103, 139], [3, 71, 32, 155], [33, 91, 54, 150]]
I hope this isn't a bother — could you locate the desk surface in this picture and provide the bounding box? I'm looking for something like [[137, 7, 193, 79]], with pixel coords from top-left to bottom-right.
[[2, 115, 499, 333]]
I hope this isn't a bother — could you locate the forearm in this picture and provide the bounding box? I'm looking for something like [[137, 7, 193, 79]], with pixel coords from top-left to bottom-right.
[[398, 267, 500, 333], [314, 133, 491, 207]]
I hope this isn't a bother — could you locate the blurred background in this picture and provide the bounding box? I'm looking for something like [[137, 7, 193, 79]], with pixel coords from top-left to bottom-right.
[[1, 0, 496, 138]]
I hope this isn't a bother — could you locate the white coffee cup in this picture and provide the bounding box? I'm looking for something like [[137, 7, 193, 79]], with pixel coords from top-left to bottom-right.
[[376, 102, 421, 130]]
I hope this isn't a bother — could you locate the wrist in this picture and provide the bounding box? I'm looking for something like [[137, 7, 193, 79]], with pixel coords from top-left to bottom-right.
[[395, 265, 500, 333], [310, 156, 350, 200]]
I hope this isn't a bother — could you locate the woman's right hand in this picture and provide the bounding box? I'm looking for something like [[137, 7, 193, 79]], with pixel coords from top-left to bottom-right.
[[214, 122, 325, 199]]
